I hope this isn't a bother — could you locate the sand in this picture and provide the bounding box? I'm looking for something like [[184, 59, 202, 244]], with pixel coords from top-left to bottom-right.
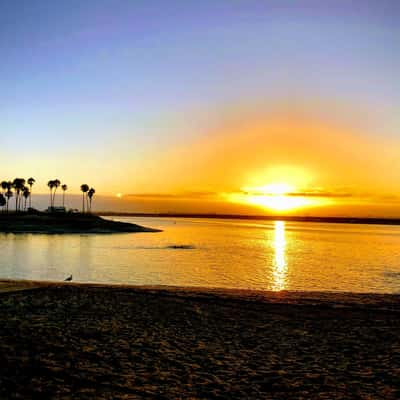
[[0, 281, 399, 399]]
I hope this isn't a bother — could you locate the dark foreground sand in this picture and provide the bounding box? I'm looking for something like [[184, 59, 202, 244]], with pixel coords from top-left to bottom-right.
[[0, 282, 399, 399]]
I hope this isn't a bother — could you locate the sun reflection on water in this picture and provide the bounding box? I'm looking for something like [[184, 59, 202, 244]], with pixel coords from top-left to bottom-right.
[[272, 221, 287, 291]]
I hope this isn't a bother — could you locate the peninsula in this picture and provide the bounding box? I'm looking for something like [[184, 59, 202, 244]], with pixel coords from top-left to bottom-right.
[[0, 213, 160, 234]]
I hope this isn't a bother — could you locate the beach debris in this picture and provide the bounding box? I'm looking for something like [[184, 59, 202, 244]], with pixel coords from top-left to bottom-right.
[[64, 275, 73, 281]]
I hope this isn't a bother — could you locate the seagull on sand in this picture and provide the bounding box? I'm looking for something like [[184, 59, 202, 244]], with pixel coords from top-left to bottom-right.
[[64, 275, 73, 281]]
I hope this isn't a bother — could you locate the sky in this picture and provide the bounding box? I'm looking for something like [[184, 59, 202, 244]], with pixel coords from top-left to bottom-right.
[[1, 1, 399, 216]]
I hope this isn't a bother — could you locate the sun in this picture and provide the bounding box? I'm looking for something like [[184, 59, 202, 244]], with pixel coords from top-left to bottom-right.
[[243, 183, 310, 211], [228, 181, 321, 212], [116, 193, 123, 198], [244, 183, 295, 196], [226, 166, 329, 212], [245, 193, 312, 211]]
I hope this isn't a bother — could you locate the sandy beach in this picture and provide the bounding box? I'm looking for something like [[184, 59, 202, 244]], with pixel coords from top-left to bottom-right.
[[0, 281, 399, 399]]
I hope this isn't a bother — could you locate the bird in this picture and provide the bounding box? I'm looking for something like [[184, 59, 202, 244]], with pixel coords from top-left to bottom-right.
[[64, 275, 72, 282]]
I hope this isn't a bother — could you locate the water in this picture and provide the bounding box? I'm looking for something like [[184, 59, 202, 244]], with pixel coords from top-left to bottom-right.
[[1, 217, 400, 293]]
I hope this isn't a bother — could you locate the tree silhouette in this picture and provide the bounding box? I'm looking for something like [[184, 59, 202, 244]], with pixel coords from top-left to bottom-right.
[[61, 184, 68, 207], [88, 188, 95, 212], [12, 178, 26, 212], [23, 188, 30, 211], [5, 189, 13, 213], [47, 180, 55, 208], [47, 179, 61, 209], [52, 179, 61, 207], [80, 184, 89, 213], [27, 177, 35, 209], [0, 193, 6, 212], [1, 181, 8, 195], [0, 178, 97, 213]]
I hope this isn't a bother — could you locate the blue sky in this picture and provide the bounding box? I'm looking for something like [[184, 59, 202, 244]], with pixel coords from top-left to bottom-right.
[[0, 1, 399, 215]]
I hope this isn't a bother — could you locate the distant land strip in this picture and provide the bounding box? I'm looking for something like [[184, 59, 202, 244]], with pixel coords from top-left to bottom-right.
[[97, 213, 400, 226]]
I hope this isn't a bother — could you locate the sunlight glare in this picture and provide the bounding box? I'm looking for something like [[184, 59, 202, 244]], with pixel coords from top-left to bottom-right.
[[272, 221, 287, 291], [244, 182, 294, 196], [245, 194, 312, 211], [228, 181, 319, 211]]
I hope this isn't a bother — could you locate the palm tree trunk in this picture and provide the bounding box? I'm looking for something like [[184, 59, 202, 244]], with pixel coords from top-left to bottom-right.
[[29, 187, 32, 208], [63, 192, 65, 207], [82, 193, 85, 213]]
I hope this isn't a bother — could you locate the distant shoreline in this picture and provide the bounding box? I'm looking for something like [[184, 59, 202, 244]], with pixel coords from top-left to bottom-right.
[[99, 212, 400, 226]]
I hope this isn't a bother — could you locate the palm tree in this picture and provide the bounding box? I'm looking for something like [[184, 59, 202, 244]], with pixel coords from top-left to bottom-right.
[[27, 177, 35, 209], [80, 184, 89, 213], [52, 179, 61, 207], [1, 181, 8, 195], [0, 193, 6, 212], [61, 184, 68, 207], [87, 188, 95, 212], [5, 189, 13, 213], [12, 178, 26, 212], [47, 180, 55, 208], [23, 188, 30, 211]]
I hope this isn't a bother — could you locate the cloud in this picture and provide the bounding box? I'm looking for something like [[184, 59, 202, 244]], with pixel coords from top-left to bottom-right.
[[287, 191, 353, 198], [240, 189, 353, 198], [119, 190, 400, 203], [124, 191, 219, 200]]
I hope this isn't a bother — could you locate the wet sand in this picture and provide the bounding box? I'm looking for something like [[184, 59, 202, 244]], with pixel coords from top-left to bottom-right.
[[0, 281, 399, 399]]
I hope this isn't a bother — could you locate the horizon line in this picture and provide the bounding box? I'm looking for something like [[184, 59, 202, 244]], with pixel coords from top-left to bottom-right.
[[94, 212, 400, 226]]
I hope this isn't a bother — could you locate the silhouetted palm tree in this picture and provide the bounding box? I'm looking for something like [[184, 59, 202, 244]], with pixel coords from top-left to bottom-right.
[[0, 193, 6, 212], [5, 189, 12, 213], [47, 180, 55, 208], [61, 184, 68, 207], [53, 179, 61, 206], [80, 184, 89, 213], [27, 177, 35, 209], [88, 188, 95, 212], [1, 181, 8, 195], [47, 179, 60, 208], [12, 178, 26, 212], [23, 188, 30, 211]]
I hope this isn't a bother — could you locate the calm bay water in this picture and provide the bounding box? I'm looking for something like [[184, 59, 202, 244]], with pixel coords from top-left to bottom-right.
[[1, 217, 400, 293]]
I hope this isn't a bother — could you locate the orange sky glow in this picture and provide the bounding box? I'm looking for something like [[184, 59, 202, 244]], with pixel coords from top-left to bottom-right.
[[4, 100, 400, 217], [103, 102, 398, 217]]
